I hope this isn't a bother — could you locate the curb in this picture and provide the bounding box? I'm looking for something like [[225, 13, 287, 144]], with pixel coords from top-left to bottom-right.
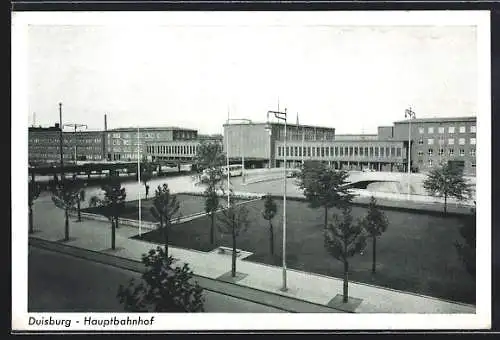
[[28, 237, 345, 314]]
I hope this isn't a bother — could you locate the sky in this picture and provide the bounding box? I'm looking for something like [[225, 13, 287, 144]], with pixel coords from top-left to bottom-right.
[[25, 13, 478, 135]]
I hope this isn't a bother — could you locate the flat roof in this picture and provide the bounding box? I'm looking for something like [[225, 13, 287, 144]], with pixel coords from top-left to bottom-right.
[[223, 121, 336, 131], [393, 116, 476, 124]]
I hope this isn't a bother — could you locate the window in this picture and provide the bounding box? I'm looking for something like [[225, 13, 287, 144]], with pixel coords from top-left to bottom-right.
[[428, 159, 433, 167], [448, 126, 455, 134], [330, 147, 334, 156], [448, 138, 454, 145], [391, 147, 395, 156], [471, 162, 476, 169], [299, 147, 302, 157], [418, 138, 424, 145], [312, 147, 315, 157], [325, 147, 329, 157], [459, 138, 465, 145], [334, 147, 338, 156], [428, 138, 434, 145], [365, 147, 369, 156], [295, 146, 298, 157], [428, 148, 433, 156], [438, 127, 445, 134], [308, 147, 311, 157], [380, 147, 385, 157], [369, 147, 374, 157], [396, 148, 401, 157], [354, 147, 358, 156], [449, 148, 454, 156], [459, 126, 466, 133], [459, 149, 465, 157], [375, 147, 379, 157], [339, 147, 344, 156], [112, 133, 120, 138], [470, 149, 476, 157], [349, 147, 353, 156], [386, 147, 390, 157], [417, 151, 424, 157], [317, 147, 321, 156], [418, 127, 424, 134], [470, 125, 476, 133], [438, 148, 444, 156], [470, 138, 476, 145], [321, 147, 325, 157], [286, 147, 289, 157], [345, 147, 349, 156], [438, 137, 445, 146], [428, 127, 434, 134]]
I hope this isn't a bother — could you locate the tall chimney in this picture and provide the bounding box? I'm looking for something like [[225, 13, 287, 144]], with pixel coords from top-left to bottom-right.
[[104, 114, 108, 131]]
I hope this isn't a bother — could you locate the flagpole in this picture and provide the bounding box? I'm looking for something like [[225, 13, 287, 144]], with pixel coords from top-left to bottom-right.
[[137, 126, 142, 236]]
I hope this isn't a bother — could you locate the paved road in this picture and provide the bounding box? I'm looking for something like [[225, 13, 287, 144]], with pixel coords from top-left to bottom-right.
[[28, 246, 284, 313]]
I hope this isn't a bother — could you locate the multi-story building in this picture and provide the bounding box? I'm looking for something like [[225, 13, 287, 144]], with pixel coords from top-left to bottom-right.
[[223, 116, 476, 175], [28, 124, 105, 165], [106, 127, 198, 162], [392, 116, 476, 175], [146, 134, 223, 162]]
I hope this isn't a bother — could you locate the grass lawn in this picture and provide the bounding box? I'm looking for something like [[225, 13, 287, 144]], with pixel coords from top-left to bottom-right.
[[132, 196, 475, 304]]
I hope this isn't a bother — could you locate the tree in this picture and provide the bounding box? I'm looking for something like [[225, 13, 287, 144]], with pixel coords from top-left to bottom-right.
[[69, 174, 87, 222], [297, 160, 355, 230], [261, 194, 278, 256], [149, 184, 180, 257], [204, 185, 219, 245], [28, 174, 41, 234], [455, 202, 476, 278], [423, 162, 471, 214], [217, 192, 251, 277], [324, 206, 366, 303], [361, 196, 389, 274], [51, 177, 86, 241], [117, 246, 204, 312], [88, 172, 127, 250], [194, 141, 225, 245]]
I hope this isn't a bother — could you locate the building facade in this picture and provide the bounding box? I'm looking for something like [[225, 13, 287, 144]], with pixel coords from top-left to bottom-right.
[[28, 124, 105, 165], [223, 116, 476, 175], [146, 134, 223, 162], [106, 127, 198, 161], [392, 117, 476, 175]]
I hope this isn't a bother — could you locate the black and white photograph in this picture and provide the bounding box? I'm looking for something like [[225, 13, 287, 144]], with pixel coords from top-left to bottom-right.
[[12, 10, 491, 331]]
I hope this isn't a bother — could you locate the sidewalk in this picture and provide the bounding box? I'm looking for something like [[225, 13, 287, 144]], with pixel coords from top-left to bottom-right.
[[29, 195, 476, 314]]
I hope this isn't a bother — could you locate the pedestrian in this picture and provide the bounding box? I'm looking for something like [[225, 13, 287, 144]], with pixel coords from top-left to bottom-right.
[[145, 185, 150, 199]]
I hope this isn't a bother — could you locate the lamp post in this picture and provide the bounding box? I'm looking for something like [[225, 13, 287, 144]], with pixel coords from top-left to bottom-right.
[[137, 126, 142, 236], [404, 107, 416, 200], [63, 123, 88, 164], [267, 108, 288, 292]]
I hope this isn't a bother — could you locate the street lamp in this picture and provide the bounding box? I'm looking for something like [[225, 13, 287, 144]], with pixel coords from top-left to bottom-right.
[[63, 123, 88, 164], [404, 107, 416, 200], [267, 108, 288, 292], [226, 118, 252, 184], [137, 126, 142, 236]]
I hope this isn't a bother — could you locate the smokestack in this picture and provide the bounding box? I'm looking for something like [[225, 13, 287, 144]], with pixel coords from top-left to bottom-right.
[[104, 114, 107, 131]]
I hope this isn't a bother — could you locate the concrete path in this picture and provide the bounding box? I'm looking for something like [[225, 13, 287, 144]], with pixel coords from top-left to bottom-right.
[[29, 192, 475, 314]]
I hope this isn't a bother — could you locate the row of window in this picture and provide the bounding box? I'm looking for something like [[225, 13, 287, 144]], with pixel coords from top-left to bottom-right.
[[418, 137, 476, 146], [110, 131, 196, 139], [29, 154, 103, 160], [418, 125, 476, 134], [277, 145, 403, 158], [419, 159, 476, 168], [29, 146, 102, 152], [30, 138, 102, 144], [417, 148, 476, 157], [146, 144, 199, 155]]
